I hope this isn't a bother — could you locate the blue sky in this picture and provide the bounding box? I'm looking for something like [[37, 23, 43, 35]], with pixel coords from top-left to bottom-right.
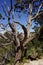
[[0, 0, 35, 33]]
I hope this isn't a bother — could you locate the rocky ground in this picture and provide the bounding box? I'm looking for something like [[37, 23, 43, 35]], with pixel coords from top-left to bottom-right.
[[24, 59, 43, 65], [6, 59, 43, 65]]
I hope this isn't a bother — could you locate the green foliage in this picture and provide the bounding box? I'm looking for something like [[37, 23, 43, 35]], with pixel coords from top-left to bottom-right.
[[0, 38, 6, 43], [7, 45, 12, 51], [38, 26, 43, 41], [26, 47, 36, 57], [0, 13, 2, 19], [34, 14, 43, 25], [0, 13, 5, 19], [0, 47, 5, 62], [9, 57, 15, 65], [25, 39, 43, 59], [22, 57, 27, 63], [4, 32, 13, 40], [0, 31, 43, 64]]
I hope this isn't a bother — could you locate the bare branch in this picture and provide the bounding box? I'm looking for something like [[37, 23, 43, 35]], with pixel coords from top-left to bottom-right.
[[8, 9, 21, 48], [32, 3, 42, 20], [8, 21, 16, 32], [23, 33, 37, 47], [8, 10, 16, 32], [0, 41, 13, 46], [14, 22, 28, 43], [27, 3, 33, 38], [0, 22, 8, 30], [0, 22, 14, 36], [0, 44, 7, 50], [0, 33, 8, 40], [27, 15, 32, 38], [29, 3, 33, 14], [8, 14, 19, 48], [11, 9, 14, 20]]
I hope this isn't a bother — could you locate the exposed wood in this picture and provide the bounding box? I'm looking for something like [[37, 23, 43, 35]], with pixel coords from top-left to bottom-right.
[[27, 3, 33, 37], [14, 22, 28, 43], [23, 34, 37, 47], [0, 41, 13, 46], [0, 33, 8, 40]]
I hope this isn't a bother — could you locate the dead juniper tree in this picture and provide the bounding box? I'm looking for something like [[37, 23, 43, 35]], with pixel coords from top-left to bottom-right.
[[0, 0, 43, 65]]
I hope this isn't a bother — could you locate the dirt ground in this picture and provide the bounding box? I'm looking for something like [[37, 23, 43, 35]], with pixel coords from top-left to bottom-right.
[[24, 59, 43, 65], [6, 59, 43, 65]]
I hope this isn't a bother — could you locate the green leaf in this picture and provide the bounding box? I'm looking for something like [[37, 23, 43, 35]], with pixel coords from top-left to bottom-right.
[[0, 13, 5, 20]]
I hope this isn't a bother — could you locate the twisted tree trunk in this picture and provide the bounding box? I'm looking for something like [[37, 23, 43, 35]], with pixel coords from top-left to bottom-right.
[[14, 49, 22, 65], [0, 0, 42, 65]]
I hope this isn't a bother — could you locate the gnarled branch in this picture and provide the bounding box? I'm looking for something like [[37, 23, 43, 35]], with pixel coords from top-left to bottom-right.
[[14, 22, 28, 43], [0, 41, 13, 46], [0, 33, 8, 40], [23, 33, 37, 47], [32, 3, 42, 20]]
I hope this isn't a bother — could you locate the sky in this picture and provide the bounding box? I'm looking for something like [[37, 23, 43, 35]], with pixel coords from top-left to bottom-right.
[[0, 0, 35, 33]]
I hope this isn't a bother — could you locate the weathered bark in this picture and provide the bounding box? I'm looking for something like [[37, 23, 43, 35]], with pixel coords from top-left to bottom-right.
[[14, 49, 22, 65], [27, 3, 33, 37]]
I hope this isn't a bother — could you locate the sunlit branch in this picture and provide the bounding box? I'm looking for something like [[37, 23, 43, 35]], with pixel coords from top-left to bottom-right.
[[0, 33, 8, 40], [0, 41, 13, 46], [0, 22, 8, 30], [32, 3, 42, 20], [14, 22, 28, 43], [23, 34, 37, 47]]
